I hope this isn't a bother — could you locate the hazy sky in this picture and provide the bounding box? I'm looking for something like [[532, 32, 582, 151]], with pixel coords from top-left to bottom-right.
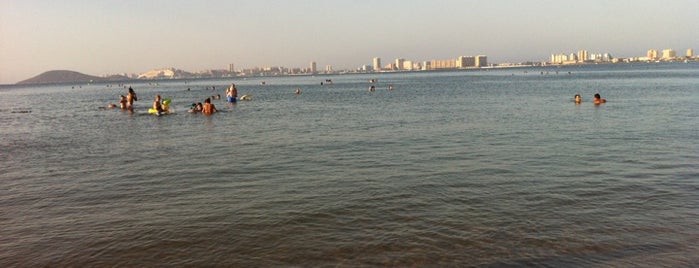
[[1, 0, 698, 84]]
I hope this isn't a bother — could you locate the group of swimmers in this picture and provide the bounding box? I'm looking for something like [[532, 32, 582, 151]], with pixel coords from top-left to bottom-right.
[[182, 83, 243, 114], [575, 93, 607, 104], [187, 97, 217, 114], [368, 84, 394, 91], [107, 86, 222, 115], [108, 87, 139, 110], [114, 83, 603, 116]]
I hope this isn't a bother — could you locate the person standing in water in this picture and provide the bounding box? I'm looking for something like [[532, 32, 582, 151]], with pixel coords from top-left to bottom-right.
[[202, 98, 218, 115], [226, 83, 238, 103], [126, 87, 138, 108]]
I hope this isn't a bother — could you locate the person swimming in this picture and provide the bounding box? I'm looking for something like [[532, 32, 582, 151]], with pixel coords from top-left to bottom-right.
[[593, 93, 606, 104], [574, 94, 582, 104], [295, 88, 301, 95]]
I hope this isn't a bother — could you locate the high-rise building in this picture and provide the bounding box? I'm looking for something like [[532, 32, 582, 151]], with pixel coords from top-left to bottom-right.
[[457, 56, 476, 68], [325, 65, 333, 73], [373, 57, 381, 71], [551, 53, 568, 64], [430, 59, 456, 69], [662, 49, 676, 59], [687, 48, 694, 58], [310, 61, 317, 74], [403, 60, 413, 70], [569, 53, 578, 62], [647, 49, 659, 60], [475, 55, 487, 67], [395, 58, 405, 70], [577, 50, 589, 62], [228, 63, 235, 73], [602, 53, 613, 62]]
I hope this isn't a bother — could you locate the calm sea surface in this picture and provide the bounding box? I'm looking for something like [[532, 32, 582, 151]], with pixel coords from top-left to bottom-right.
[[1, 63, 698, 267]]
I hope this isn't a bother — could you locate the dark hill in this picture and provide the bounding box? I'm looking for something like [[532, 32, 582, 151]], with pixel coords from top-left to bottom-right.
[[17, 70, 105, 85]]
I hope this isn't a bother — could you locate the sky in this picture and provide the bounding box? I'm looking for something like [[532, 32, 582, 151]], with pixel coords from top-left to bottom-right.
[[1, 0, 698, 84]]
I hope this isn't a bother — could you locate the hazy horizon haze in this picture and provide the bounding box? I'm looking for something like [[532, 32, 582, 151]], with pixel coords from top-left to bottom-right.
[[1, 0, 698, 84]]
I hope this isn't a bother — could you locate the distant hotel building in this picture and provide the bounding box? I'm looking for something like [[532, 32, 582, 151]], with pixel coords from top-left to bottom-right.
[[310, 61, 317, 74], [662, 49, 676, 59], [550, 53, 572, 64], [430, 59, 456, 69], [687, 48, 694, 58], [403, 60, 415, 70], [475, 55, 487, 67], [578, 50, 589, 62], [373, 57, 381, 71], [425, 55, 486, 70], [395, 58, 405, 70], [457, 56, 475, 68], [647, 49, 659, 60], [229, 63, 235, 73]]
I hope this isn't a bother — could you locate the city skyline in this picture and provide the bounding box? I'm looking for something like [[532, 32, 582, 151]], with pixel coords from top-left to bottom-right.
[[2, 0, 698, 84], [8, 45, 698, 83]]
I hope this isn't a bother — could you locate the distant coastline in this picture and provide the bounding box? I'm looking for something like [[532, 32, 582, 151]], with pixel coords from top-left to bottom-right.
[[7, 61, 697, 87], [16, 70, 129, 85]]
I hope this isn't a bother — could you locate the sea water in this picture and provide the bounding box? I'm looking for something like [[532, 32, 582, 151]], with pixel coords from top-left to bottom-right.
[[1, 63, 698, 266]]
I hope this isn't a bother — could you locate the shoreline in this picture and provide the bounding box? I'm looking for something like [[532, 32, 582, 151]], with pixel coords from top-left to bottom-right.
[[2, 61, 697, 88]]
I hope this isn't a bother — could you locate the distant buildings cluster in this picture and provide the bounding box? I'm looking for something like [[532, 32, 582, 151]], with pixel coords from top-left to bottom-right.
[[548, 48, 695, 65], [642, 48, 694, 61], [101, 47, 695, 80], [549, 50, 613, 64], [365, 55, 488, 72]]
